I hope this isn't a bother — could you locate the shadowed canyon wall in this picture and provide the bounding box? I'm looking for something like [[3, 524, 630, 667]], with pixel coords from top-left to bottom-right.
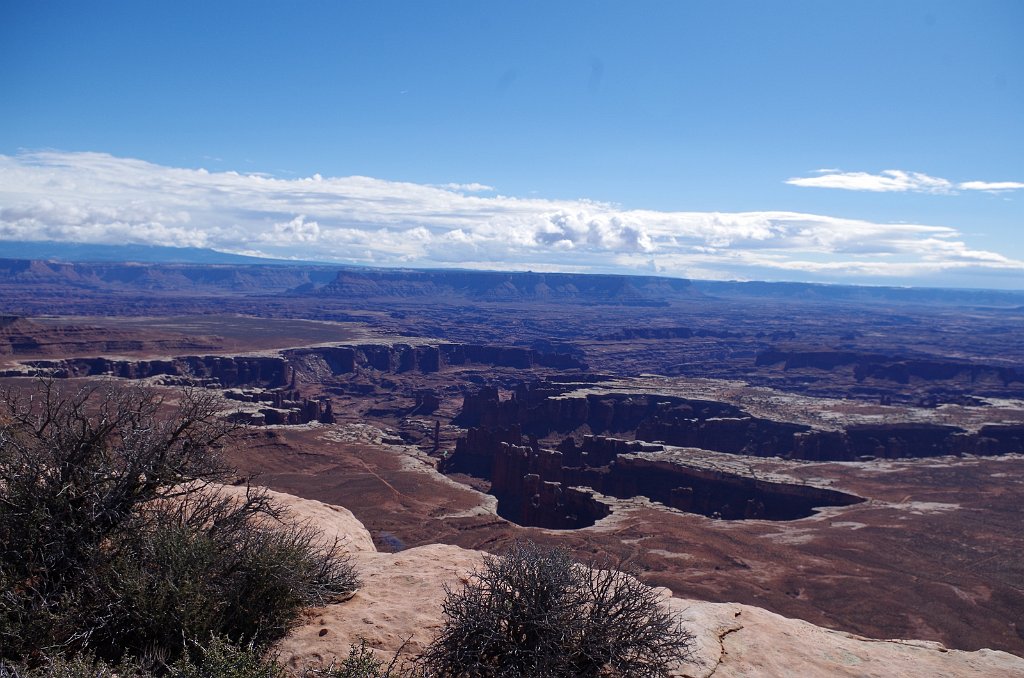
[[443, 428, 863, 527], [458, 381, 1024, 460], [9, 343, 586, 386]]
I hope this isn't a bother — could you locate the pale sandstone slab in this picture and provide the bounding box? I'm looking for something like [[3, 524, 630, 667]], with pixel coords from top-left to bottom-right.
[[217, 484, 377, 554], [272, 492, 1024, 677], [276, 544, 483, 672], [674, 598, 1024, 678]]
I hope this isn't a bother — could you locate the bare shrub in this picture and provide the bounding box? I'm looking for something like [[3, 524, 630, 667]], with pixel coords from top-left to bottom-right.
[[421, 541, 694, 677]]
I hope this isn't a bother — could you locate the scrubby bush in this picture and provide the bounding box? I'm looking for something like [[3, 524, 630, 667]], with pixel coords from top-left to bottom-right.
[[93, 486, 359, 662], [421, 541, 694, 677], [171, 636, 287, 678], [0, 653, 141, 678], [303, 640, 411, 678], [0, 638, 286, 678], [0, 380, 359, 670]]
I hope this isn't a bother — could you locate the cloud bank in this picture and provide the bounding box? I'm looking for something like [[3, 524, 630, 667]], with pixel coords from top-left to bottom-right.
[[787, 169, 1024, 194], [1, 151, 1021, 286]]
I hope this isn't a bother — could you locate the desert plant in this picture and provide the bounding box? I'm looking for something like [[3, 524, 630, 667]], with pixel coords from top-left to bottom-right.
[[170, 636, 287, 678], [91, 486, 358, 663], [303, 639, 422, 678], [0, 638, 295, 678], [421, 541, 694, 678], [0, 653, 143, 677], [304, 640, 391, 678], [0, 380, 359, 668]]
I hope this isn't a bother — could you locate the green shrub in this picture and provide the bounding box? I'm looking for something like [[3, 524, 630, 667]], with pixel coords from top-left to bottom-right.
[[421, 541, 694, 677], [302, 640, 421, 678], [93, 490, 358, 664], [0, 653, 142, 677], [0, 381, 359, 669], [0, 639, 284, 678], [170, 636, 286, 678]]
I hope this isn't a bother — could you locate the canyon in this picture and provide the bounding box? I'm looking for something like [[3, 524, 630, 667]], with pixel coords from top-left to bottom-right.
[[1, 258, 1022, 659]]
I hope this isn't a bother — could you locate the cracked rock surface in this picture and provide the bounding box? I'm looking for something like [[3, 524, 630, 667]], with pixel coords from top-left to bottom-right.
[[675, 600, 1023, 677]]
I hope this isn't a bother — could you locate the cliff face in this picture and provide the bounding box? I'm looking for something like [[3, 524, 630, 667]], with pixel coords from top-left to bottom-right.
[[20, 355, 292, 387], [0, 258, 339, 292], [444, 430, 864, 526], [224, 388, 335, 426], [457, 381, 1024, 460], [444, 383, 1024, 528], [286, 342, 586, 378], [792, 422, 1024, 460], [486, 441, 612, 529], [601, 453, 862, 520], [10, 341, 585, 386], [456, 383, 752, 437], [271, 490, 1024, 678], [456, 382, 813, 457], [0, 314, 223, 357], [314, 269, 696, 303], [756, 349, 1024, 388]]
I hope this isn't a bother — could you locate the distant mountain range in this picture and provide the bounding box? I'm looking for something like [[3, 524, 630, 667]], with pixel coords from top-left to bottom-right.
[[688, 279, 1024, 308], [0, 241, 309, 266], [0, 240, 1021, 307]]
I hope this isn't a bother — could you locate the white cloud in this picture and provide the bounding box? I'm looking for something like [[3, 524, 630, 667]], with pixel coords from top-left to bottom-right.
[[440, 182, 494, 192], [787, 169, 1024, 195], [1, 151, 1021, 285], [958, 180, 1024, 192], [786, 169, 953, 193], [259, 215, 321, 243]]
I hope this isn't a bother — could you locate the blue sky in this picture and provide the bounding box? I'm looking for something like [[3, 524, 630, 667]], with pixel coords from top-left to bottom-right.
[[1, 1, 1022, 288]]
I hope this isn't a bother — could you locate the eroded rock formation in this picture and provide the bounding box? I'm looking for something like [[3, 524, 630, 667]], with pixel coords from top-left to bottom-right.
[[757, 349, 1024, 388], [314, 269, 696, 303], [457, 381, 1024, 460], [10, 342, 585, 386], [20, 355, 293, 387], [282, 342, 585, 378], [444, 427, 863, 526], [224, 388, 335, 426]]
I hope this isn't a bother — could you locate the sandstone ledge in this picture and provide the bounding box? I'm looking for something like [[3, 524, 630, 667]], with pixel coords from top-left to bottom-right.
[[218, 484, 377, 554], [273, 493, 1024, 677], [676, 599, 1023, 678]]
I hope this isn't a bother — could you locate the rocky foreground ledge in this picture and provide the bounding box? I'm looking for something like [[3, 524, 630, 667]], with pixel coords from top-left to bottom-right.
[[253, 487, 1024, 677]]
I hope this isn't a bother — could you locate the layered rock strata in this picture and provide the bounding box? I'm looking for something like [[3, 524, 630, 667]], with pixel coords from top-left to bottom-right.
[[444, 430, 863, 526], [458, 381, 1024, 460], [8, 342, 585, 385]]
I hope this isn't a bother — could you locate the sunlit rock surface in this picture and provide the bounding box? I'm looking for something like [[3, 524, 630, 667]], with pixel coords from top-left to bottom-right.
[[273, 490, 1024, 677]]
